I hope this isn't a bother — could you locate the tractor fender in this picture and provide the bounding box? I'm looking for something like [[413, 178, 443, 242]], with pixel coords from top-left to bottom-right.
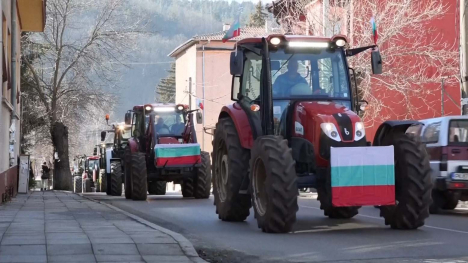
[[219, 103, 254, 149], [373, 120, 423, 146], [127, 138, 140, 153]]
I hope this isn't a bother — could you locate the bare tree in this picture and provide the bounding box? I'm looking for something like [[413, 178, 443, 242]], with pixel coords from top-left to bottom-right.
[[269, 0, 459, 128], [22, 0, 143, 190]]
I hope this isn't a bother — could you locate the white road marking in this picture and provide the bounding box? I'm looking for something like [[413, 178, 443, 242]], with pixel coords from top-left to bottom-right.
[[299, 205, 468, 235]]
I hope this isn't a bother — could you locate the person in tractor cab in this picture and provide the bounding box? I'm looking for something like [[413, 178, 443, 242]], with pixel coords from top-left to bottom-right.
[[171, 119, 185, 135], [273, 59, 307, 97], [155, 117, 170, 134]]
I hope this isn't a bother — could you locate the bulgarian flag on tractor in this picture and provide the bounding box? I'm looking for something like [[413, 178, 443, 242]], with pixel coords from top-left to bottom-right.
[[222, 15, 241, 43]]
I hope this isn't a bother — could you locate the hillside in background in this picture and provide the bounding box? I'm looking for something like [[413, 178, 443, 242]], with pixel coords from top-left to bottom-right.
[[114, 0, 261, 118]]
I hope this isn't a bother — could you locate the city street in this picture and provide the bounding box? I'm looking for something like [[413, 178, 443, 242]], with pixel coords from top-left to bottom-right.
[[84, 192, 468, 263]]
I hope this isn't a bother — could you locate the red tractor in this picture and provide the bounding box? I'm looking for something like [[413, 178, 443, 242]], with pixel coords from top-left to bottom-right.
[[211, 34, 432, 233], [124, 103, 211, 201]]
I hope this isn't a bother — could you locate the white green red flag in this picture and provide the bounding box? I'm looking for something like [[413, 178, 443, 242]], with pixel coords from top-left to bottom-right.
[[370, 17, 378, 44], [222, 16, 241, 43]]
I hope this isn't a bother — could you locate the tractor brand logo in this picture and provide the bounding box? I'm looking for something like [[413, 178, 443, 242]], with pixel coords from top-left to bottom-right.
[[344, 128, 350, 135], [338, 113, 342, 117], [295, 122, 304, 135]]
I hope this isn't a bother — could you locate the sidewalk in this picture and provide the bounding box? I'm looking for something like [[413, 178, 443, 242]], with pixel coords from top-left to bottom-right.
[[0, 191, 206, 263]]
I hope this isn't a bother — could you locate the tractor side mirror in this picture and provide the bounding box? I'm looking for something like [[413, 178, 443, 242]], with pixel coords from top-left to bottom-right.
[[196, 112, 203, 124], [371, 49, 382, 74], [93, 147, 97, 156], [100, 131, 106, 142], [230, 50, 244, 76], [124, 113, 131, 125], [359, 100, 369, 112]]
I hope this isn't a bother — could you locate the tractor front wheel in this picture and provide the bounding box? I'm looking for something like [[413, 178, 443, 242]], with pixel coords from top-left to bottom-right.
[[100, 169, 107, 194], [110, 161, 123, 196], [379, 133, 432, 229], [124, 148, 132, 200], [131, 153, 148, 201], [194, 152, 211, 199], [250, 136, 298, 233], [182, 178, 194, 198], [74, 176, 82, 193], [212, 118, 251, 221], [148, 181, 167, 195], [317, 169, 359, 219]]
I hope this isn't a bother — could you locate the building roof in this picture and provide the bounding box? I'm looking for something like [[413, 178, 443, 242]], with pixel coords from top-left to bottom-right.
[[168, 27, 280, 57]]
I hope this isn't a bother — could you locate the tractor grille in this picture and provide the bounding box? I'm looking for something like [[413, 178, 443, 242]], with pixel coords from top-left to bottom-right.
[[319, 132, 367, 160]]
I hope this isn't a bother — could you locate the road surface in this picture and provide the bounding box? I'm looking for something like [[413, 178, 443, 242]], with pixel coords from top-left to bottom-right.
[[85, 192, 468, 263]]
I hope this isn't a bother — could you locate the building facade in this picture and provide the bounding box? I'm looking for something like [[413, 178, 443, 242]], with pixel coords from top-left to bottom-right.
[[0, 0, 45, 202]]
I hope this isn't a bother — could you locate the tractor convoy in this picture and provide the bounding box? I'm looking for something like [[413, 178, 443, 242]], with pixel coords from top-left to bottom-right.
[[75, 33, 435, 234]]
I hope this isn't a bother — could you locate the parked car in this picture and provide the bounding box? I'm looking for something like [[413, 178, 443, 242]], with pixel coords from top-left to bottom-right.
[[419, 116, 468, 213]]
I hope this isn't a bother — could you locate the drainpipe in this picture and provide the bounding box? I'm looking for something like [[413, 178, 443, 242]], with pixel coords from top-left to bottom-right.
[[10, 0, 18, 167], [201, 43, 206, 151]]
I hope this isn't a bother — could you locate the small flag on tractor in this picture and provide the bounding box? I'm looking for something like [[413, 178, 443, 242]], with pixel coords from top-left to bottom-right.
[[222, 15, 241, 43], [370, 17, 378, 44]]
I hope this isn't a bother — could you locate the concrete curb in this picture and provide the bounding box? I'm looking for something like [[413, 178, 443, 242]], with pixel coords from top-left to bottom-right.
[[78, 193, 207, 263]]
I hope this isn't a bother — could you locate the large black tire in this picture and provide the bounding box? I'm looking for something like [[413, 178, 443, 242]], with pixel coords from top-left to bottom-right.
[[74, 176, 82, 193], [182, 178, 194, 198], [110, 161, 123, 196], [317, 169, 359, 219], [212, 118, 251, 221], [250, 136, 298, 233], [379, 133, 432, 229], [431, 190, 459, 213], [131, 153, 147, 201], [84, 178, 91, 193], [194, 152, 211, 199], [148, 181, 167, 195], [124, 148, 132, 200], [100, 169, 107, 194]]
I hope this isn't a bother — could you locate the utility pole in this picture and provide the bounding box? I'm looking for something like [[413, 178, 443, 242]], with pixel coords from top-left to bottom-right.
[[461, 0, 468, 114], [441, 78, 445, 116], [188, 77, 192, 110]]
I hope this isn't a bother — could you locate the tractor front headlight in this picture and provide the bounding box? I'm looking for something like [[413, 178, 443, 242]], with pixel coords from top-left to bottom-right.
[[354, 122, 366, 141], [320, 123, 341, 142]]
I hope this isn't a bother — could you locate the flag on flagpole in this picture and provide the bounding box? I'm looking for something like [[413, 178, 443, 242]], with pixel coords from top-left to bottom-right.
[[370, 17, 378, 44], [222, 15, 241, 43]]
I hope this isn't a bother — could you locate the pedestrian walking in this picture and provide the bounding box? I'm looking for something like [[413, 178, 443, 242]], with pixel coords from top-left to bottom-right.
[[41, 162, 50, 191]]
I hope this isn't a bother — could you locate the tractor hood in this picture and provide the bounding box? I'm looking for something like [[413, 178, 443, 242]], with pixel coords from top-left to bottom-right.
[[293, 101, 364, 143]]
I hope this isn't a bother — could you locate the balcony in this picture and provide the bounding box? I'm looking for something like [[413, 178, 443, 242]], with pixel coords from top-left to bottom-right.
[[17, 0, 46, 32]]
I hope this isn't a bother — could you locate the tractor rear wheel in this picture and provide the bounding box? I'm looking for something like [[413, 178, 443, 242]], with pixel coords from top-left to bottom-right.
[[74, 176, 82, 193], [250, 136, 298, 233], [194, 152, 211, 199], [212, 118, 251, 221], [124, 148, 132, 200], [100, 169, 107, 194], [148, 181, 167, 195], [379, 133, 432, 229], [131, 153, 147, 201], [182, 178, 194, 198], [110, 161, 123, 196], [317, 169, 359, 219]]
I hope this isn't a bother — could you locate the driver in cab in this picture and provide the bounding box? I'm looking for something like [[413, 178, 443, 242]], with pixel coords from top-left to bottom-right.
[[273, 59, 307, 97], [155, 117, 170, 134]]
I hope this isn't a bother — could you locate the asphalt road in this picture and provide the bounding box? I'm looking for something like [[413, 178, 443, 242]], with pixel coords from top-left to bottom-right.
[[85, 192, 468, 263]]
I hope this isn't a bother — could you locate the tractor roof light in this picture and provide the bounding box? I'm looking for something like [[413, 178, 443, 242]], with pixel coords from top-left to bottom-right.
[[154, 107, 175, 112], [177, 105, 184, 111], [289, 41, 329, 48], [270, 37, 281, 45], [118, 124, 125, 131], [145, 105, 152, 111], [335, 38, 347, 47]]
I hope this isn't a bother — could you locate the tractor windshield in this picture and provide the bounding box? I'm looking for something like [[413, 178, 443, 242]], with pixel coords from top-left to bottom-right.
[[153, 111, 185, 136]]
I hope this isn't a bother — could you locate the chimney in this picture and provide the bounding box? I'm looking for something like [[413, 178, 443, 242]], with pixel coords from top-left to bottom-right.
[[223, 23, 231, 31]]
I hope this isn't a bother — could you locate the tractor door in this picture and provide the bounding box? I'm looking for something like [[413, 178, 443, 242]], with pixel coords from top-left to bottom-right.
[[235, 50, 263, 139]]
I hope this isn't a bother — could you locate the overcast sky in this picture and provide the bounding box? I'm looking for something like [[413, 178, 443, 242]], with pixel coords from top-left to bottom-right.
[[231, 0, 274, 3]]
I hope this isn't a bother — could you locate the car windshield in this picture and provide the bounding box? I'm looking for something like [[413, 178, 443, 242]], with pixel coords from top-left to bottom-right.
[[153, 111, 185, 136]]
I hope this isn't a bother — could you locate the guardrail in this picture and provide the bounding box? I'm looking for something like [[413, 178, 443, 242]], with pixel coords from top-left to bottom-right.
[[0, 166, 18, 204]]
